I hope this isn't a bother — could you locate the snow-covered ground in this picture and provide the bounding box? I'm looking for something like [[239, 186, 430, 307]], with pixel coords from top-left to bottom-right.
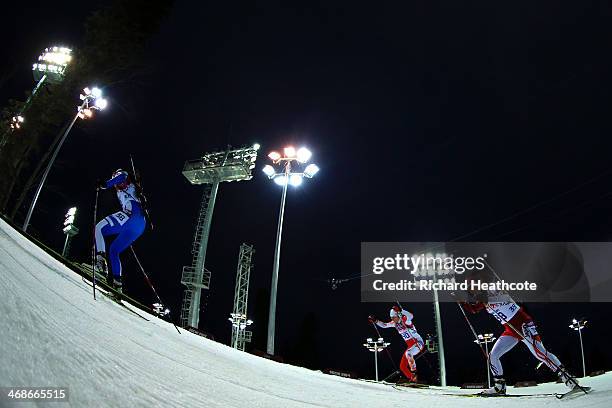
[[1, 217, 611, 408]]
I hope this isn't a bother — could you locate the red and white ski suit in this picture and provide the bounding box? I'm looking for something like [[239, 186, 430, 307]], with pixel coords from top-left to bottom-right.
[[463, 301, 564, 377], [376, 310, 424, 381]]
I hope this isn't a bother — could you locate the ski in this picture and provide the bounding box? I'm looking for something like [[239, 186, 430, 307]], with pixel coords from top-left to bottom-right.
[[393, 383, 429, 389], [74, 262, 157, 315], [441, 392, 555, 398], [555, 386, 591, 399], [81, 277, 150, 321]]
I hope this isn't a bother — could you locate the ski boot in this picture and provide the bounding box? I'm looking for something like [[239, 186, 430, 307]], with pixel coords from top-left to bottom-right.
[[396, 371, 420, 387], [94, 252, 108, 279], [109, 275, 123, 301], [481, 377, 506, 396], [93, 252, 109, 280], [557, 366, 578, 390]]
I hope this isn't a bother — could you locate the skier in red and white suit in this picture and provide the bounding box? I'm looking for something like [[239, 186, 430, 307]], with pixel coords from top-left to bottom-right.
[[462, 300, 579, 394], [369, 306, 424, 382]]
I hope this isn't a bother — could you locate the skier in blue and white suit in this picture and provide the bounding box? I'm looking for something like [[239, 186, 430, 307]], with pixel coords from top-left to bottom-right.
[[94, 169, 146, 292]]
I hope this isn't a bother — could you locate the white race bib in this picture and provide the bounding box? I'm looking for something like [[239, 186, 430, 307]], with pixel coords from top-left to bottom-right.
[[111, 211, 129, 226]]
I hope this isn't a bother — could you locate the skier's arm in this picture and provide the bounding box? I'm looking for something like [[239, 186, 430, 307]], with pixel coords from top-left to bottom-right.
[[375, 320, 395, 328], [105, 171, 129, 188], [402, 310, 414, 321]]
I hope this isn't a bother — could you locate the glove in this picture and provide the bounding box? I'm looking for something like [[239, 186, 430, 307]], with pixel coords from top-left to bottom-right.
[[392, 305, 402, 313], [368, 315, 377, 324], [96, 179, 107, 190]]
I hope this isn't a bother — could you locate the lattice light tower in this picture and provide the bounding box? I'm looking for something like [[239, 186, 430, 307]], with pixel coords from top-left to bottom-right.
[[229, 243, 255, 350], [180, 144, 259, 329]]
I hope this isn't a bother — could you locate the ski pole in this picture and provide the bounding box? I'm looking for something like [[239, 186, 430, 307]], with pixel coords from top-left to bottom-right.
[[130, 246, 180, 334], [456, 302, 489, 359], [90, 187, 100, 300], [371, 322, 399, 370]]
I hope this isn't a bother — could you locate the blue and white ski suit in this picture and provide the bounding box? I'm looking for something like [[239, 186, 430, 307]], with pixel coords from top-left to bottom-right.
[[94, 171, 146, 279]]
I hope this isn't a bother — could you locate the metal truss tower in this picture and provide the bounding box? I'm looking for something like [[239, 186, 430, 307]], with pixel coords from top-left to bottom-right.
[[229, 243, 255, 351], [180, 145, 259, 329]]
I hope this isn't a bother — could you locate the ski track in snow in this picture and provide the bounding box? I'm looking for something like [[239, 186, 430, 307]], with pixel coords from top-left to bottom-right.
[[1, 218, 612, 407]]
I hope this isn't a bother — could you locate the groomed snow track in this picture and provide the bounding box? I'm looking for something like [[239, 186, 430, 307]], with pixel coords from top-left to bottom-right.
[[1, 216, 611, 407]]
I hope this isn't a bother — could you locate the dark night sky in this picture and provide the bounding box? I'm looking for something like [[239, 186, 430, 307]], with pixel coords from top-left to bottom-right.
[[2, 1, 612, 384]]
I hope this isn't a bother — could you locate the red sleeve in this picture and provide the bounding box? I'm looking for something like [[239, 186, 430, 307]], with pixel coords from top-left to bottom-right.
[[462, 302, 485, 314]]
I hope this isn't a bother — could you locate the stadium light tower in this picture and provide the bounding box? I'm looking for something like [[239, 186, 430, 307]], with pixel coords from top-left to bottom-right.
[[363, 337, 390, 381], [229, 243, 255, 351], [1, 46, 72, 150], [474, 333, 496, 388], [61, 207, 79, 257], [22, 87, 107, 232], [263, 146, 319, 356], [180, 144, 259, 330], [569, 318, 588, 378]]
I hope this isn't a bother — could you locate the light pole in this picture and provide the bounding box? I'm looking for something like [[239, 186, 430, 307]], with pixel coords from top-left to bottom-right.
[[1, 46, 72, 149], [263, 146, 319, 355], [569, 318, 588, 378], [61, 207, 79, 257], [474, 333, 496, 388], [228, 313, 254, 350], [23, 87, 108, 232], [412, 249, 453, 386], [363, 337, 390, 381]]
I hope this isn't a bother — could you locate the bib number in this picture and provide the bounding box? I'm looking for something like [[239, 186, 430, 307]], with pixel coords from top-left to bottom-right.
[[111, 211, 129, 226]]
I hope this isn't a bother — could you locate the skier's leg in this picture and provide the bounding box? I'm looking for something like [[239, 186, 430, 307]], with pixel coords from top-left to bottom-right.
[[107, 215, 146, 281], [94, 219, 109, 254], [522, 337, 562, 371], [399, 350, 417, 382], [489, 334, 519, 377], [400, 337, 422, 381], [482, 335, 519, 394], [520, 329, 577, 388], [94, 216, 123, 274]]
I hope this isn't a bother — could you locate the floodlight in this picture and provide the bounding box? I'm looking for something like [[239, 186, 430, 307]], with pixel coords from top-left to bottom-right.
[[253, 143, 261, 151], [67, 207, 77, 216], [289, 174, 303, 186], [284, 146, 296, 158], [262, 165, 275, 178], [94, 98, 108, 110], [83, 87, 91, 95], [274, 176, 288, 186], [296, 147, 312, 163], [303, 163, 319, 178], [91, 87, 102, 98], [264, 144, 319, 356], [64, 215, 75, 225]]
